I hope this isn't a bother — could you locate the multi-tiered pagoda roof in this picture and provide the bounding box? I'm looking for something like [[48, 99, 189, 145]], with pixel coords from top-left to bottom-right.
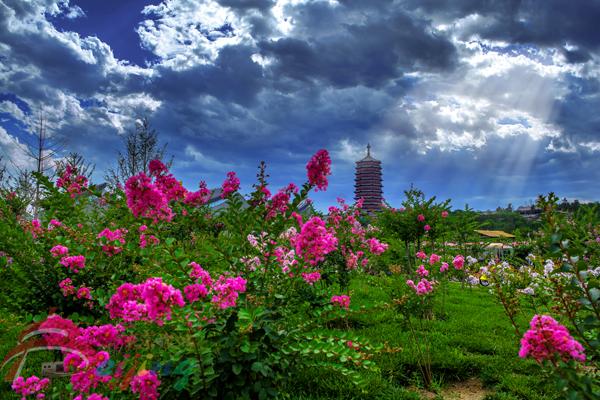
[[354, 144, 383, 213]]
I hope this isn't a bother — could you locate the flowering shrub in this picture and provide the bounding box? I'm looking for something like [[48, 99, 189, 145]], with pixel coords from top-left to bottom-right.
[[0, 149, 388, 398]]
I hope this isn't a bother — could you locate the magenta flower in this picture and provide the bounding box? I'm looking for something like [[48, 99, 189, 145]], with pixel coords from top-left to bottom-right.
[[148, 159, 168, 176], [519, 315, 585, 363], [294, 217, 337, 266], [416, 264, 429, 277], [331, 295, 351, 309], [131, 370, 161, 400], [428, 253, 440, 265], [50, 244, 69, 258], [59, 255, 86, 273], [417, 214, 425, 222], [301, 271, 322, 285], [452, 255, 465, 270], [221, 171, 240, 199], [440, 262, 449, 273], [441, 211, 449, 218], [424, 224, 431, 231], [406, 278, 434, 295], [306, 149, 331, 191], [416, 250, 427, 260], [12, 376, 50, 399]]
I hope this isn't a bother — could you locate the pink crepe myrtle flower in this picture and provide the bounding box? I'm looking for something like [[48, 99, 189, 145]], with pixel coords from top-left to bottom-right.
[[366, 237, 388, 255], [417, 214, 425, 222], [416, 250, 427, 260], [60, 255, 86, 273], [416, 265, 429, 277], [189, 262, 213, 287], [97, 228, 126, 256], [184, 284, 209, 303], [12, 375, 50, 399], [428, 253, 440, 265], [306, 149, 331, 191], [76, 287, 92, 300], [301, 271, 322, 285], [221, 172, 240, 199], [139, 234, 160, 248], [211, 276, 247, 309], [406, 278, 434, 295], [424, 224, 431, 231], [519, 315, 585, 363], [107, 278, 185, 325], [440, 262, 449, 273], [125, 173, 174, 223], [56, 164, 88, 198], [331, 295, 351, 309], [59, 278, 76, 296], [50, 245, 69, 258], [452, 255, 465, 270], [184, 181, 211, 206], [130, 370, 161, 400], [74, 394, 109, 400], [295, 217, 337, 266], [148, 159, 168, 176], [441, 211, 449, 218]]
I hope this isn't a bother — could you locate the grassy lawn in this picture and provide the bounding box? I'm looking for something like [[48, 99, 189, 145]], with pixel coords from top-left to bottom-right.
[[0, 276, 558, 399]]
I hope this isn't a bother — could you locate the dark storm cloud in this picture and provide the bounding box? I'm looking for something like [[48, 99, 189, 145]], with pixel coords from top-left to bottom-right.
[[259, 5, 457, 88], [404, 0, 600, 63], [151, 45, 264, 106]]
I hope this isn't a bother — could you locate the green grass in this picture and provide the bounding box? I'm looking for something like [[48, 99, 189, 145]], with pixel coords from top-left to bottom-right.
[[0, 276, 559, 399], [286, 276, 559, 399]]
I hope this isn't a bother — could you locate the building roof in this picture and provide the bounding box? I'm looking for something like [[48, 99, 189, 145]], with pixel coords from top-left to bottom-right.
[[357, 143, 380, 162], [475, 229, 515, 238]]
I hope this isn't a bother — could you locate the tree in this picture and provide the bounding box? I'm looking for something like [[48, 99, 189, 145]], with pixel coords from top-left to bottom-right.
[[105, 118, 171, 188], [23, 113, 63, 217], [449, 204, 481, 254], [55, 152, 96, 181]]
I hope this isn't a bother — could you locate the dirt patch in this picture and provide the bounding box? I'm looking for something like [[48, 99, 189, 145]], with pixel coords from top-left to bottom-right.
[[411, 378, 491, 400]]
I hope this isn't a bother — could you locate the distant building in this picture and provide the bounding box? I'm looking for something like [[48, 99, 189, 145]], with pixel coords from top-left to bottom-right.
[[516, 205, 542, 220], [354, 144, 383, 213]]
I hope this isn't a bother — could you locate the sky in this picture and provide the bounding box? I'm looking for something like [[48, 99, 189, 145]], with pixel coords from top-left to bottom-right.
[[0, 0, 599, 211]]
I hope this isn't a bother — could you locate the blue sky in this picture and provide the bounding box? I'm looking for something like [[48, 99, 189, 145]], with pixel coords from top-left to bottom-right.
[[1, 0, 599, 211]]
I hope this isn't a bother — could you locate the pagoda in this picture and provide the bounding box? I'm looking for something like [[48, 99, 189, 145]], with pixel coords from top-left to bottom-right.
[[354, 144, 383, 213]]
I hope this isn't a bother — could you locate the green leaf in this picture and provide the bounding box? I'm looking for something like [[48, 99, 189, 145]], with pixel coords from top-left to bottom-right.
[[232, 364, 242, 375]]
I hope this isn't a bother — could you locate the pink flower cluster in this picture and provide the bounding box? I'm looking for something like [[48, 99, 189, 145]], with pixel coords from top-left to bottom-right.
[[428, 253, 440, 265], [211, 276, 247, 309], [107, 278, 185, 325], [56, 164, 88, 198], [416, 265, 429, 277], [301, 271, 321, 285], [266, 184, 297, 219], [12, 375, 49, 400], [306, 149, 331, 191], [74, 394, 109, 400], [59, 255, 86, 273], [125, 173, 174, 223], [519, 315, 586, 363], [406, 278, 434, 295], [294, 217, 338, 266], [452, 255, 465, 270], [50, 244, 69, 257], [186, 262, 247, 309], [184, 180, 211, 206], [331, 295, 351, 309], [97, 228, 126, 256], [366, 238, 388, 255], [130, 370, 161, 400], [221, 171, 240, 199], [40, 316, 133, 395]]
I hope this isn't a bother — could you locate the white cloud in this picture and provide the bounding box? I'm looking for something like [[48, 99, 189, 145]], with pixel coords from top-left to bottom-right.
[[184, 144, 233, 171], [137, 0, 254, 70]]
